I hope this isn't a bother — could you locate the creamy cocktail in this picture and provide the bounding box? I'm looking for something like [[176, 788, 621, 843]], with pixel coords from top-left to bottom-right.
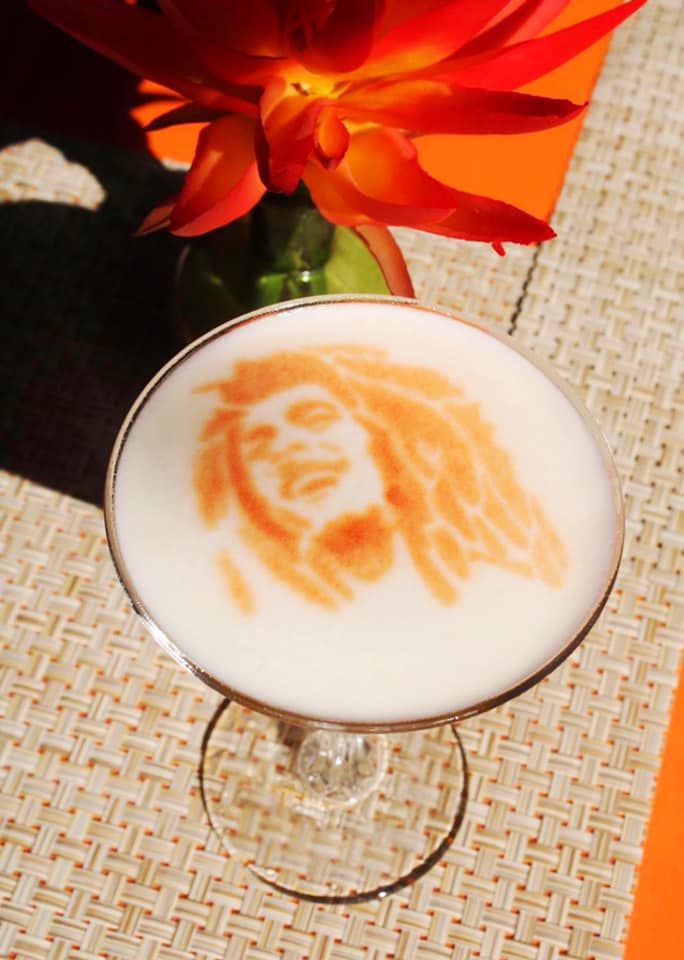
[[107, 297, 622, 728]]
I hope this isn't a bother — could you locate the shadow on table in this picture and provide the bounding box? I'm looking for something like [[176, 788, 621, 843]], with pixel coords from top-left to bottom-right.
[[0, 125, 187, 505]]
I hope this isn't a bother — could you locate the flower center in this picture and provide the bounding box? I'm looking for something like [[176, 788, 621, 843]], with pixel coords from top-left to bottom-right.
[[286, 69, 344, 100]]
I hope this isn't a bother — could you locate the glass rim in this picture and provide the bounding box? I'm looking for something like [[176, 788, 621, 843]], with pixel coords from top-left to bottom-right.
[[104, 293, 625, 733]]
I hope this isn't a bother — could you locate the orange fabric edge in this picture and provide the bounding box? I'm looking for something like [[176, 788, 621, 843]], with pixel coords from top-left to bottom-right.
[[624, 655, 684, 959]]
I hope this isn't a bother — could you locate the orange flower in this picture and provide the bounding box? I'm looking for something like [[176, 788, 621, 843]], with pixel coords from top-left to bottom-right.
[[28, 0, 646, 250]]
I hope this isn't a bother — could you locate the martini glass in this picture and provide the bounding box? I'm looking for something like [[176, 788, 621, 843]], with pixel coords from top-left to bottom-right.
[[104, 295, 624, 903]]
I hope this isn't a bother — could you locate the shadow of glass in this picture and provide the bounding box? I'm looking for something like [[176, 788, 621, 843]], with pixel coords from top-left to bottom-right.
[[0, 125, 187, 504]]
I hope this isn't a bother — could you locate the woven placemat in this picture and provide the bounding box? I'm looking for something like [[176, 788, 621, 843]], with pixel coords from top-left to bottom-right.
[[1, 0, 683, 957]]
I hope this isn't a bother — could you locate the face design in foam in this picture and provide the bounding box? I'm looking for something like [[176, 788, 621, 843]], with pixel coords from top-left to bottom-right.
[[193, 344, 568, 613]]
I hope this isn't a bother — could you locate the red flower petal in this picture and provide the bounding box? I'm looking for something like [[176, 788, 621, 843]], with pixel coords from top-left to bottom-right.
[[134, 197, 178, 237], [341, 79, 584, 135], [441, 0, 649, 90], [352, 225, 416, 298], [159, 0, 283, 56], [429, 204, 554, 246], [362, 0, 511, 76], [380, 1, 458, 34], [457, 0, 572, 58], [256, 81, 326, 193], [25, 0, 255, 113], [158, 0, 290, 86], [306, 129, 554, 245], [145, 103, 223, 132], [170, 116, 265, 237], [281, 0, 383, 74]]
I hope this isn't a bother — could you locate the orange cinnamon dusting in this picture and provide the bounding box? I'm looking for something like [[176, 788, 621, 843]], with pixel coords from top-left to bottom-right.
[[313, 507, 394, 583], [193, 344, 568, 612], [218, 551, 254, 615], [194, 444, 228, 528]]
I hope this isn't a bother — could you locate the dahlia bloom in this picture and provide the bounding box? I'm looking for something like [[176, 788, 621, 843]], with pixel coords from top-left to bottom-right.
[[28, 0, 646, 251]]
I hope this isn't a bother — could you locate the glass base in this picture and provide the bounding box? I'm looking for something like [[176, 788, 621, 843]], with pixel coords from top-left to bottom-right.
[[199, 700, 469, 904]]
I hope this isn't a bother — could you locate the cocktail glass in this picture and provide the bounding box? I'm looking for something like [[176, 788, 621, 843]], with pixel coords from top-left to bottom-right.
[[104, 295, 624, 903]]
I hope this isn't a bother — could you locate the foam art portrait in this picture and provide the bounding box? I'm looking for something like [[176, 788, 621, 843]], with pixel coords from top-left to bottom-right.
[[194, 345, 568, 612]]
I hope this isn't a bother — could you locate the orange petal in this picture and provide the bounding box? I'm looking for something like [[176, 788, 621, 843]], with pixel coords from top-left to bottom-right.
[[306, 129, 553, 245], [346, 129, 464, 208], [362, 0, 511, 76], [170, 116, 265, 237], [341, 79, 584, 135], [315, 108, 350, 170], [282, 0, 383, 74], [305, 160, 447, 228], [256, 82, 325, 193], [26, 0, 254, 113]]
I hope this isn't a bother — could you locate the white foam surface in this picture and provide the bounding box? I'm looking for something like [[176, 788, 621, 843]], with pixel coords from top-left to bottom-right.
[[112, 300, 620, 724]]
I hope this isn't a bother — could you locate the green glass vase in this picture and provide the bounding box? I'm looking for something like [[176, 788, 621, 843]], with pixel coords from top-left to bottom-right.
[[174, 187, 403, 343]]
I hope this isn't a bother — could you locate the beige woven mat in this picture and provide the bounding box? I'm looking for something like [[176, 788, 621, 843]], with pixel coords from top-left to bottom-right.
[[1, 0, 683, 957]]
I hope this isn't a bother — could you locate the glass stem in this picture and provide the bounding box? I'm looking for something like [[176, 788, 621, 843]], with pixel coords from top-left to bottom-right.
[[295, 728, 388, 807]]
